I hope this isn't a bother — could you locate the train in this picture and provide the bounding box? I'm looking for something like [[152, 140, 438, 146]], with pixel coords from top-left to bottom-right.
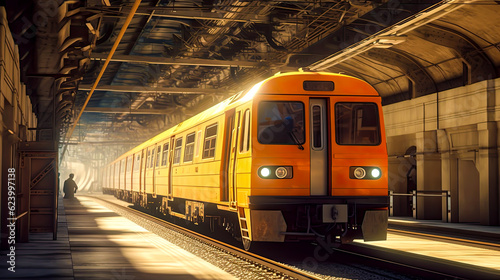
[[101, 70, 389, 250]]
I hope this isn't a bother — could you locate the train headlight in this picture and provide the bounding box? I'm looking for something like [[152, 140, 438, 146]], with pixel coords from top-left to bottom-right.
[[371, 168, 381, 179], [258, 166, 293, 179], [260, 167, 271, 178], [353, 167, 366, 179], [275, 167, 288, 179]]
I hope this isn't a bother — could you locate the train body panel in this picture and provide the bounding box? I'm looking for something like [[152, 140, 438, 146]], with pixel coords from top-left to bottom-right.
[[102, 71, 389, 248]]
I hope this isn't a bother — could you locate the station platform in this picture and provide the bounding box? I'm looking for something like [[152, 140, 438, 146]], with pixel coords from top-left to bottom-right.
[[0, 196, 235, 280], [388, 216, 500, 240], [350, 216, 500, 277]]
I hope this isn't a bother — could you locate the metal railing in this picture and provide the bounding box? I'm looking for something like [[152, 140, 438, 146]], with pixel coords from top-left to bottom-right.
[[389, 190, 451, 222]]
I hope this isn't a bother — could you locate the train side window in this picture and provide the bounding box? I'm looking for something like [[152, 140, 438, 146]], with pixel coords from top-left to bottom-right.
[[203, 123, 218, 159], [173, 138, 183, 164], [151, 147, 157, 168], [240, 109, 251, 153], [161, 143, 169, 166], [146, 150, 151, 169], [134, 154, 140, 171], [184, 132, 196, 162], [156, 145, 162, 167], [127, 156, 132, 173], [121, 159, 125, 176]]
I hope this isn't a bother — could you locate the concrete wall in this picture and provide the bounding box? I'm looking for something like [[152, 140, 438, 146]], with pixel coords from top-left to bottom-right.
[[1, 7, 38, 249], [383, 78, 500, 225]]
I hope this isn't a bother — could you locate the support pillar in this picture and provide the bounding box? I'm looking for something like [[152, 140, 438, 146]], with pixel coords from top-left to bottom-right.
[[477, 122, 499, 225], [416, 131, 442, 220]]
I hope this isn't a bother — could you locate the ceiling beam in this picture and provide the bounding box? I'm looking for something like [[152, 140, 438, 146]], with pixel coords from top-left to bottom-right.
[[82, 107, 173, 115], [85, 6, 269, 23], [90, 53, 263, 68], [78, 84, 229, 94]]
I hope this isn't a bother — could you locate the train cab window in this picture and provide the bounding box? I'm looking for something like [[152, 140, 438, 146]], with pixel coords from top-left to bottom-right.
[[161, 143, 169, 166], [173, 138, 183, 164], [335, 102, 381, 145], [184, 132, 196, 162], [156, 145, 162, 167], [257, 101, 305, 145], [203, 123, 218, 159], [240, 109, 251, 152], [312, 105, 323, 149]]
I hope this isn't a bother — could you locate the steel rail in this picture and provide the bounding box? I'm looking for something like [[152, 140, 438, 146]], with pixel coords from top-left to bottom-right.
[[90, 195, 323, 280], [332, 246, 467, 280]]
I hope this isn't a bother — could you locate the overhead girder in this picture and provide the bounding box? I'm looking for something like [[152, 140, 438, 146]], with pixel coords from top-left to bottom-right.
[[83, 6, 269, 23], [413, 23, 496, 84], [363, 48, 437, 99], [83, 107, 174, 115], [78, 84, 229, 95], [90, 53, 264, 68]]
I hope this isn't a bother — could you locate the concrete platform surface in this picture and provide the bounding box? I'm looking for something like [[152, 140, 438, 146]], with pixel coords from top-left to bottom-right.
[[0, 196, 236, 280], [352, 217, 500, 271]]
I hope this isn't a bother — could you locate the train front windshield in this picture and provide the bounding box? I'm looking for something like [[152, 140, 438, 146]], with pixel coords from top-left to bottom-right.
[[335, 102, 381, 145], [257, 101, 305, 145]]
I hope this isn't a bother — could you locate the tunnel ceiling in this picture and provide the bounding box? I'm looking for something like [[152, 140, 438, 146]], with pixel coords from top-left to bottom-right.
[[4, 0, 500, 151]]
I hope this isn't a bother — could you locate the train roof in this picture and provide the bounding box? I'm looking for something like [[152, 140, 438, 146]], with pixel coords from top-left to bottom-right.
[[110, 71, 378, 163]]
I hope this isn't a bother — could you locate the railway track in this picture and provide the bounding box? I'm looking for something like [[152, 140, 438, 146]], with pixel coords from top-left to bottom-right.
[[88, 195, 500, 280]]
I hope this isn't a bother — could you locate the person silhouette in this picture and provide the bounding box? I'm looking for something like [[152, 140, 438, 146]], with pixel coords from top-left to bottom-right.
[[63, 173, 78, 199]]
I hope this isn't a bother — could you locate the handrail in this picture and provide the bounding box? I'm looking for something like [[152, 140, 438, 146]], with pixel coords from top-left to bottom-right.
[[389, 190, 451, 222]]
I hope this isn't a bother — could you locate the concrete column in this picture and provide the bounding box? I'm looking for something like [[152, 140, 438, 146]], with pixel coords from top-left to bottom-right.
[[416, 131, 442, 220], [437, 129, 452, 222], [477, 122, 499, 225]]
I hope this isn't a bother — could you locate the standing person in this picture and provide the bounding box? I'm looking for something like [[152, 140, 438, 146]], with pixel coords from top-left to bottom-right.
[[63, 173, 78, 199]]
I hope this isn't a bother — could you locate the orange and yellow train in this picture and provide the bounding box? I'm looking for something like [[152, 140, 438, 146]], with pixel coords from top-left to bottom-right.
[[102, 71, 389, 250]]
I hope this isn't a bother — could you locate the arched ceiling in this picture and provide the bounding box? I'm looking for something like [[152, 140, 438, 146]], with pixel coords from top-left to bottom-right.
[[3, 0, 500, 152]]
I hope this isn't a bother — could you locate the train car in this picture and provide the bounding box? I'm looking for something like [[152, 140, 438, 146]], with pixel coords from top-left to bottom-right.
[[102, 70, 389, 250]]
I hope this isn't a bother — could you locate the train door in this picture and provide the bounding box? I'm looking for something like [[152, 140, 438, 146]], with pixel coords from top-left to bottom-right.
[[222, 109, 238, 205], [310, 98, 328, 195], [153, 144, 160, 196], [229, 111, 241, 206], [140, 149, 145, 195], [145, 146, 155, 194], [168, 136, 175, 198]]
